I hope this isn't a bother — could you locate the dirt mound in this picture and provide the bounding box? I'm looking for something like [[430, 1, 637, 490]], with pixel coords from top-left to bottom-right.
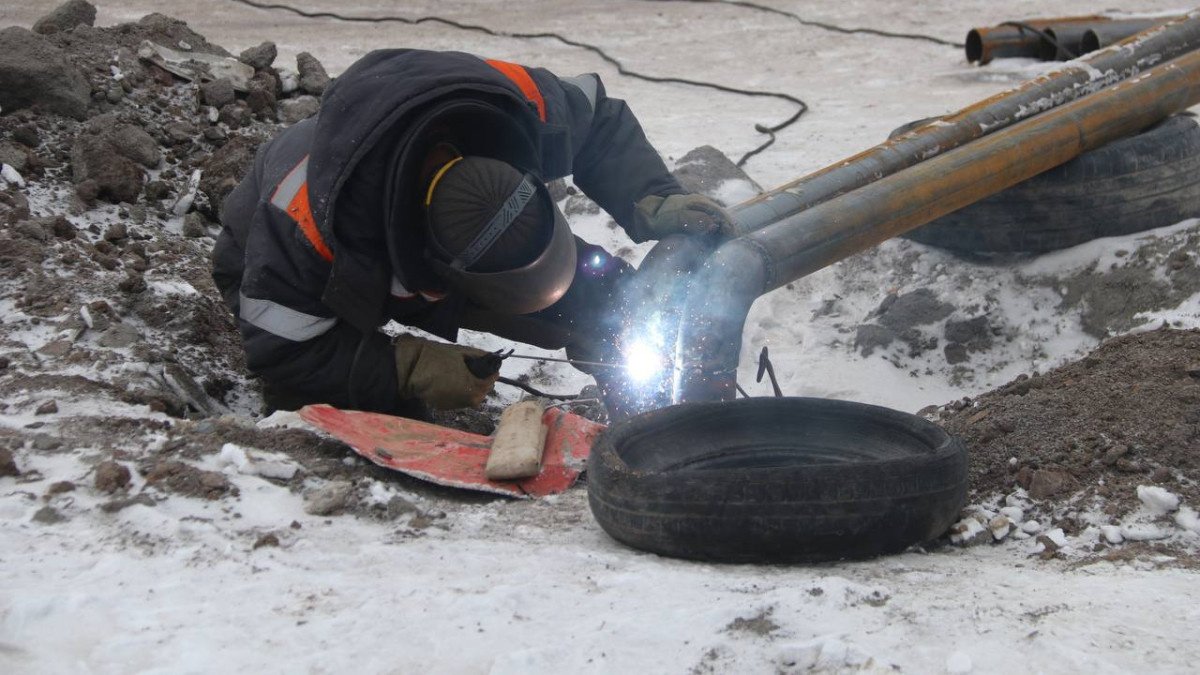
[[935, 327, 1199, 507], [931, 327, 1200, 559], [0, 4, 522, 532], [0, 2, 335, 429], [0, 26, 93, 119]]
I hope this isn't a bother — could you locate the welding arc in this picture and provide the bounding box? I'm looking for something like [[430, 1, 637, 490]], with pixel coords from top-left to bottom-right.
[[225, 0, 807, 166]]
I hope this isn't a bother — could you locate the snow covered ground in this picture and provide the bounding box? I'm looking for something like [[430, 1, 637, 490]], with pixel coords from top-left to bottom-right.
[[4, 1, 1200, 673]]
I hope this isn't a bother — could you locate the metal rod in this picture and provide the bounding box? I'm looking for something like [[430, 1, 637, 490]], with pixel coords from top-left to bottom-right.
[[755, 346, 783, 397], [729, 11, 1200, 239], [675, 45, 1200, 404], [503, 353, 624, 369]]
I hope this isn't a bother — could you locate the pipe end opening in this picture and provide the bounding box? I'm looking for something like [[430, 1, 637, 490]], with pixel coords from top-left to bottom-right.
[[1038, 28, 1061, 61], [966, 29, 983, 62]]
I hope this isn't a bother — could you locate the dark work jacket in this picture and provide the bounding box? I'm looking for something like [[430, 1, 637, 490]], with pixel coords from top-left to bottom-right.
[[212, 49, 684, 413]]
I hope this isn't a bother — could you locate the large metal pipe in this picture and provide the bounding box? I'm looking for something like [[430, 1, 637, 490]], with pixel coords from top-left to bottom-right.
[[732, 11, 1200, 239], [966, 17, 1105, 64], [1040, 18, 1179, 60], [675, 48, 1200, 404], [1082, 19, 1181, 53]]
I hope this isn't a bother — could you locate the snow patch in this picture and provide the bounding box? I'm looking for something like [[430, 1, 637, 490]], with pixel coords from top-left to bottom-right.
[[215, 442, 301, 481], [1, 164, 25, 187], [1138, 485, 1182, 515]]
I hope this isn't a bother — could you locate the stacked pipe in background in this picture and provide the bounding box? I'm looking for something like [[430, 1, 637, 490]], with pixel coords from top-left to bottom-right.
[[967, 15, 1184, 64]]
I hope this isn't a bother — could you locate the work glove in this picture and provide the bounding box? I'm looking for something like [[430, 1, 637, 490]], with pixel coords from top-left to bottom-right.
[[631, 193, 736, 242], [393, 335, 500, 410]]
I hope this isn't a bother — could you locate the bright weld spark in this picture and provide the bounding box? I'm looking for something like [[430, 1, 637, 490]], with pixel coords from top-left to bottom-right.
[[624, 339, 665, 384], [622, 316, 671, 385]]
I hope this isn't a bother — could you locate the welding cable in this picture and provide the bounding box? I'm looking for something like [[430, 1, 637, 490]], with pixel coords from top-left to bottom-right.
[[641, 0, 963, 48], [999, 21, 1078, 60], [497, 376, 579, 400], [226, 0, 806, 166]]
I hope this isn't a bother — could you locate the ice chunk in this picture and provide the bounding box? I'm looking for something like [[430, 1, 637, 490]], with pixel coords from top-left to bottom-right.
[[1120, 524, 1170, 541], [1174, 507, 1200, 535], [949, 517, 987, 545], [218, 442, 299, 481], [1, 164, 25, 187], [1137, 485, 1181, 515], [999, 506, 1024, 522], [254, 460, 298, 481], [172, 169, 202, 216], [218, 443, 251, 472], [1044, 528, 1068, 548], [278, 68, 299, 94]]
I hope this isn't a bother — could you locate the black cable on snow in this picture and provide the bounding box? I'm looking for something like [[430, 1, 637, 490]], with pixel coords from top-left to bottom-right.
[[226, 0, 806, 165], [643, 0, 964, 48]]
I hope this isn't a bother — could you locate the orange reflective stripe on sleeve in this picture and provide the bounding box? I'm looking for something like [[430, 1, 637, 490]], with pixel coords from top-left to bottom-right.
[[270, 156, 334, 263], [285, 181, 334, 263], [485, 59, 546, 121]]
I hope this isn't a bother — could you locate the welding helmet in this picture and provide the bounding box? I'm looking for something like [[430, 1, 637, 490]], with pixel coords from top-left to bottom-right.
[[424, 155, 576, 314]]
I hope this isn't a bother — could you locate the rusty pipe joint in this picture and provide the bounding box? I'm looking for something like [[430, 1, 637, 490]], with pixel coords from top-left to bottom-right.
[[672, 238, 770, 404], [599, 234, 717, 421], [676, 45, 1200, 405]]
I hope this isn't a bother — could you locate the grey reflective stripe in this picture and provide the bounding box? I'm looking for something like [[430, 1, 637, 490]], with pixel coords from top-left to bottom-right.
[[451, 175, 537, 270], [239, 292, 337, 341], [562, 74, 598, 112], [390, 276, 416, 298], [270, 156, 309, 210]]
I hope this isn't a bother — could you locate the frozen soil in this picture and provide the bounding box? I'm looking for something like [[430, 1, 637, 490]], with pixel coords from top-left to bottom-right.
[[3, 1, 1200, 672], [943, 327, 1200, 508], [932, 327, 1200, 561]]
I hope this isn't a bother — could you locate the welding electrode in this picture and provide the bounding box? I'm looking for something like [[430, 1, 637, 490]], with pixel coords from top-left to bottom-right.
[[464, 349, 626, 376]]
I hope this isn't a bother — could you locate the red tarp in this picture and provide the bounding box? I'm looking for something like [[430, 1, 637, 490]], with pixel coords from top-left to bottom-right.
[[299, 404, 605, 498]]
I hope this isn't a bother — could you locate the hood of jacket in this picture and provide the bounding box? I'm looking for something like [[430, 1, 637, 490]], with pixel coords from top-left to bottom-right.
[[302, 49, 551, 334], [305, 49, 544, 250]]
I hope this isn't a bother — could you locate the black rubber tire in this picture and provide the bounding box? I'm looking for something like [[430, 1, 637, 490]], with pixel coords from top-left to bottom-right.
[[586, 398, 967, 563], [897, 114, 1200, 253]]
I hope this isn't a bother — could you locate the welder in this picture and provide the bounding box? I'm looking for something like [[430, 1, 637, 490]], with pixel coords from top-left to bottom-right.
[[212, 49, 732, 417]]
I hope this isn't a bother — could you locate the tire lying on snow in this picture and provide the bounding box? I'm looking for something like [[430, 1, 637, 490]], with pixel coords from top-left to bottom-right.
[[586, 397, 967, 563], [897, 114, 1200, 254]]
